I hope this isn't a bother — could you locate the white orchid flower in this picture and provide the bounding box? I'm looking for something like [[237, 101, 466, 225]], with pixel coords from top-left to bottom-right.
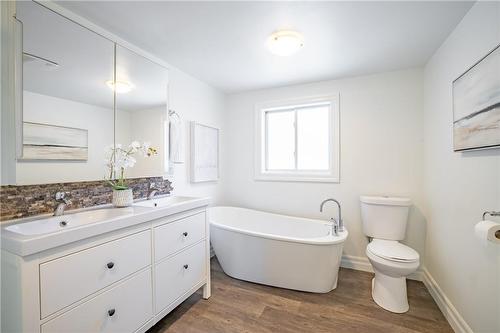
[[105, 140, 158, 190]]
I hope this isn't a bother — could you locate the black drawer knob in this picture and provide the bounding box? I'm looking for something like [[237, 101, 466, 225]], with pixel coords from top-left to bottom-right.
[[106, 262, 115, 269], [183, 264, 189, 269], [182, 232, 188, 237], [108, 308, 115, 317]]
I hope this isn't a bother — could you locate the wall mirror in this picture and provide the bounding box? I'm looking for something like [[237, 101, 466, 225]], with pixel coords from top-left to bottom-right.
[[114, 45, 169, 179], [13, 1, 168, 185], [15, 1, 114, 185]]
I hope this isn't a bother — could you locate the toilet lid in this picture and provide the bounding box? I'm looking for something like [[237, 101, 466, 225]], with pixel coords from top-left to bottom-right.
[[367, 239, 419, 262]]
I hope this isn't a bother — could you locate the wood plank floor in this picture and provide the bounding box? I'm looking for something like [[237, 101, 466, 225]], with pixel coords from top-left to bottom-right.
[[148, 258, 453, 333]]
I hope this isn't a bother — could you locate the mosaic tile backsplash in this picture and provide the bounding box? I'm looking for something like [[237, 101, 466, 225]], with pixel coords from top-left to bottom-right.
[[0, 177, 173, 221]]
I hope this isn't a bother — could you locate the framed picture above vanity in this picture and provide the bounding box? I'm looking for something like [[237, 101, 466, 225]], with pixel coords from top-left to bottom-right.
[[10, 1, 169, 185]]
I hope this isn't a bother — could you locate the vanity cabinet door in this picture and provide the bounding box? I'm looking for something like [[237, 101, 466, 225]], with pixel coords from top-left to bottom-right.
[[40, 230, 151, 318], [41, 269, 153, 333], [154, 212, 206, 261], [155, 241, 206, 313]]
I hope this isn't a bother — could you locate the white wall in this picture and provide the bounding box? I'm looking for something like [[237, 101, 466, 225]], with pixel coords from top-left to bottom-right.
[[221, 68, 425, 261], [423, 2, 500, 332], [17, 91, 114, 185], [167, 66, 225, 204]]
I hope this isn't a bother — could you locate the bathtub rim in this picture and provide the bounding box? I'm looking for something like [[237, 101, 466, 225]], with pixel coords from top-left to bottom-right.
[[209, 206, 348, 246]]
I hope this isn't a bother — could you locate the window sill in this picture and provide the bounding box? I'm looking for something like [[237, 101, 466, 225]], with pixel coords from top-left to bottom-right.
[[254, 172, 339, 183]]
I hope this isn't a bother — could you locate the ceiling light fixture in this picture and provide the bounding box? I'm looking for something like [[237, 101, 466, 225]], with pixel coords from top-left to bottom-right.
[[267, 30, 304, 56], [106, 80, 134, 94]]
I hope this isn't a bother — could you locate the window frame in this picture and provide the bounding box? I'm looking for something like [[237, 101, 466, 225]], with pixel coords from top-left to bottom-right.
[[254, 94, 340, 183]]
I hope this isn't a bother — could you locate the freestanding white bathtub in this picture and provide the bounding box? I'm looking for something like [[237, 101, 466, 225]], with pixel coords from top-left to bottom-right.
[[209, 206, 348, 293]]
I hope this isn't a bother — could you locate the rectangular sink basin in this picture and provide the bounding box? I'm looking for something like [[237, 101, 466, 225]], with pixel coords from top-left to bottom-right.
[[4, 207, 134, 236], [133, 196, 193, 208], [1, 195, 210, 257]]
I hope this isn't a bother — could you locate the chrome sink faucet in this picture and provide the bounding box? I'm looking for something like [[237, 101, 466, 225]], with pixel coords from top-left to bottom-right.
[[54, 192, 70, 216], [147, 183, 160, 200], [320, 198, 344, 235]]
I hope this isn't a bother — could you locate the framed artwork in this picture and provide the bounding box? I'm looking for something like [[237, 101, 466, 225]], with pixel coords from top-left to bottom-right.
[[453, 44, 500, 151], [190, 121, 219, 182], [22, 122, 88, 160]]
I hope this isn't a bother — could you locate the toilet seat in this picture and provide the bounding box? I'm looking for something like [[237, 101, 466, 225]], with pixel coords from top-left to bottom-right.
[[367, 239, 419, 263]]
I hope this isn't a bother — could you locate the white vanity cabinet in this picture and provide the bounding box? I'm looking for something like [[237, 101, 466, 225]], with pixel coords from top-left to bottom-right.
[[1, 205, 211, 333], [152, 211, 210, 317]]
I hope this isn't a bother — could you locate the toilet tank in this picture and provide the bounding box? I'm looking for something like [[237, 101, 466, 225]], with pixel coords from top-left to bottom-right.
[[360, 196, 411, 240]]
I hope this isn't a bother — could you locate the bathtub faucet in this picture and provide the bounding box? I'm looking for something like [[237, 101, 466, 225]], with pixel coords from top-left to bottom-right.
[[320, 198, 344, 234]]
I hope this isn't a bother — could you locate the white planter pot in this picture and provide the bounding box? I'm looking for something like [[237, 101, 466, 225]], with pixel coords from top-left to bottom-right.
[[112, 189, 133, 207]]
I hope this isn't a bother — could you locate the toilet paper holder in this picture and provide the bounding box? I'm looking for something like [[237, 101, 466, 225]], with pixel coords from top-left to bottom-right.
[[482, 211, 500, 220]]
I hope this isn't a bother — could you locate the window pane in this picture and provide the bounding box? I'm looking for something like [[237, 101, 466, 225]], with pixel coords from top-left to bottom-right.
[[297, 105, 329, 170], [266, 110, 295, 170]]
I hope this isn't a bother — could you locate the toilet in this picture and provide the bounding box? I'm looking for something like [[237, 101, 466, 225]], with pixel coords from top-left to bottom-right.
[[360, 196, 420, 313]]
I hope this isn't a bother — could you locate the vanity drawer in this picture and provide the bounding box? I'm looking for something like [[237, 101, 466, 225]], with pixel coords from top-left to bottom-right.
[[40, 230, 151, 318], [41, 269, 153, 333], [155, 241, 206, 313], [154, 212, 205, 261]]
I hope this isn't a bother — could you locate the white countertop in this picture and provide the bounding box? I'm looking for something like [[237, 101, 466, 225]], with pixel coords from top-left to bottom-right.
[[1, 196, 210, 257]]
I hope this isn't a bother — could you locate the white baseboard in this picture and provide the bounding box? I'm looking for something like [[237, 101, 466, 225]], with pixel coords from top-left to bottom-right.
[[340, 255, 423, 281], [422, 268, 473, 333], [341, 254, 373, 272]]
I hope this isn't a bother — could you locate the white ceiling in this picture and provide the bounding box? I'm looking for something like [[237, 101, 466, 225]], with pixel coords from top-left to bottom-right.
[[56, 1, 474, 94]]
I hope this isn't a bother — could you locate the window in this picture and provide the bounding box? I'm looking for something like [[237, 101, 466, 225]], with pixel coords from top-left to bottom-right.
[[255, 95, 339, 182]]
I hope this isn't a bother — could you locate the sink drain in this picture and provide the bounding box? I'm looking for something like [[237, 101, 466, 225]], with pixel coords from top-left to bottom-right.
[[59, 221, 68, 227]]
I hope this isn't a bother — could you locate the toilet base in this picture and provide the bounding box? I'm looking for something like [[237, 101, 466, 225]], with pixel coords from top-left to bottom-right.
[[371, 271, 409, 313]]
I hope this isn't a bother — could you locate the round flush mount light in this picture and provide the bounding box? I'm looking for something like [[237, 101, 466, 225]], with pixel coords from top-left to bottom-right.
[[267, 30, 304, 56], [105, 80, 134, 94]]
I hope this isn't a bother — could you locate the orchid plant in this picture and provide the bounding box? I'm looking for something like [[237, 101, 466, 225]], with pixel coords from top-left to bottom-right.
[[105, 141, 158, 190]]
